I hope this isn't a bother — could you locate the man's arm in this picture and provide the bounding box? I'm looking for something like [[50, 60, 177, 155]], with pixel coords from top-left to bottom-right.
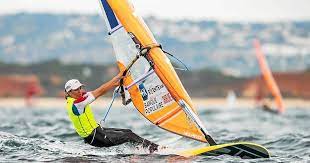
[[91, 71, 123, 99], [72, 92, 95, 115]]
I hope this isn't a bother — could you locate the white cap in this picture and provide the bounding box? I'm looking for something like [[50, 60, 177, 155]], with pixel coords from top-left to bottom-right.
[[64, 79, 84, 92]]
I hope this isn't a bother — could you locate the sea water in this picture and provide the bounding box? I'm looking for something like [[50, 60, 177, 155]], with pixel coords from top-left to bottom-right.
[[0, 103, 309, 162]]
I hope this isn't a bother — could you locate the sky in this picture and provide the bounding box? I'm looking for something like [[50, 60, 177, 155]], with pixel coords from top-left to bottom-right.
[[0, 0, 309, 22]]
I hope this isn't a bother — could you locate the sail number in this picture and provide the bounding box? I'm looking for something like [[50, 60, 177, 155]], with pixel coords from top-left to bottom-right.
[[145, 98, 164, 115]]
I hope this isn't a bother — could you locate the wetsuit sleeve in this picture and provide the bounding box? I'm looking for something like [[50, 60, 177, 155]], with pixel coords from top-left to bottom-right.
[[72, 92, 95, 116]]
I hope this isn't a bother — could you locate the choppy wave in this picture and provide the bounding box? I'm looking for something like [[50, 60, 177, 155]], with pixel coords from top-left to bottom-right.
[[0, 105, 309, 162]]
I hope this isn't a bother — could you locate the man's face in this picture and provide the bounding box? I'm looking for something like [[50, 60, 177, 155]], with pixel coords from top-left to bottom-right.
[[68, 86, 86, 99]]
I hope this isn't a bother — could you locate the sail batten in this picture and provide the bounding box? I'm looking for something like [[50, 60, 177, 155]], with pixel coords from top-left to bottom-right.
[[126, 69, 155, 90], [155, 106, 182, 125]]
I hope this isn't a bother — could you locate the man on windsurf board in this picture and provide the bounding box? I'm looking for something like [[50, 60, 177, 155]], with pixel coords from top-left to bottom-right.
[[64, 72, 159, 153]]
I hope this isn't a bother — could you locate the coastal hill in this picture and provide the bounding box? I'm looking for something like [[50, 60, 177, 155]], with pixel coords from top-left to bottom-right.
[[0, 14, 309, 77], [0, 61, 309, 99], [242, 71, 310, 99], [1, 14, 309, 99]]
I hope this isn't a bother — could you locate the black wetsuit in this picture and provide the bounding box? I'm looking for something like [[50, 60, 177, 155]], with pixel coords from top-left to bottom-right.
[[84, 126, 159, 153]]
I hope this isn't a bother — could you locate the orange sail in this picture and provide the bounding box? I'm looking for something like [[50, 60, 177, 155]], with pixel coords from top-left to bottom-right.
[[98, 0, 215, 144], [253, 39, 285, 113]]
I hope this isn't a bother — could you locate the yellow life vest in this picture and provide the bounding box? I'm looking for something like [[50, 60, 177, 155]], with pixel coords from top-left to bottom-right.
[[66, 97, 99, 138]]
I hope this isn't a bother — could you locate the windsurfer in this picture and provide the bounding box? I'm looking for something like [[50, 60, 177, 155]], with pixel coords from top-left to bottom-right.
[[64, 71, 159, 153], [261, 101, 279, 114]]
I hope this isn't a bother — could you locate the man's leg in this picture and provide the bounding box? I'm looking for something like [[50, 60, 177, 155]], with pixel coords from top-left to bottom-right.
[[103, 127, 159, 153], [84, 127, 114, 147]]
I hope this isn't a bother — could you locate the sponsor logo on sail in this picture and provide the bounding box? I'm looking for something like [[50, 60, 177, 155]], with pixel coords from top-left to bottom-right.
[[139, 84, 148, 101], [147, 84, 164, 95]]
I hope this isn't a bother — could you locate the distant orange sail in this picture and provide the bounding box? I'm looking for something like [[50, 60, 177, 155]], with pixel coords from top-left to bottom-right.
[[98, 0, 215, 144], [253, 39, 285, 113]]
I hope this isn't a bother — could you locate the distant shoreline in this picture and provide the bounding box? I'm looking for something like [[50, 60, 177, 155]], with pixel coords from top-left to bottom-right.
[[0, 97, 308, 109]]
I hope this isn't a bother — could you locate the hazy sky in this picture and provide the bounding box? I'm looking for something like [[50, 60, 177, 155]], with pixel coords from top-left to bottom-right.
[[0, 0, 309, 22]]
